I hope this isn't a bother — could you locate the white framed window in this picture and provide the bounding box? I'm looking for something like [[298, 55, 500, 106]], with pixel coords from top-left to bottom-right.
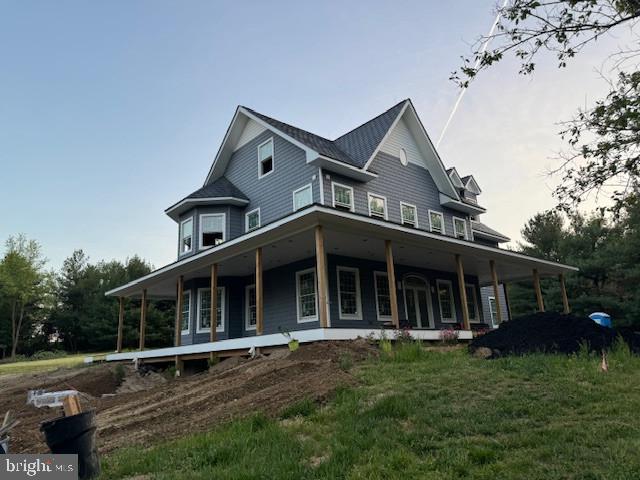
[[367, 193, 387, 219], [258, 138, 274, 178], [245, 208, 261, 232], [374, 271, 392, 321], [180, 290, 191, 334], [453, 217, 468, 240], [200, 213, 226, 249], [337, 267, 362, 320], [429, 210, 445, 234], [245, 284, 256, 331], [179, 217, 193, 254], [293, 184, 313, 211], [296, 268, 318, 323], [196, 287, 225, 333], [488, 296, 498, 326], [465, 284, 479, 323], [399, 147, 408, 166], [436, 279, 456, 323], [400, 202, 418, 227], [332, 182, 354, 211]]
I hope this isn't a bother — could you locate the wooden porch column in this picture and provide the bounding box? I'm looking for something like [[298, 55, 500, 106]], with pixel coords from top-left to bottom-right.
[[139, 289, 147, 351], [255, 248, 264, 335], [533, 268, 545, 312], [116, 297, 124, 353], [455, 254, 471, 330], [384, 240, 400, 328], [489, 260, 503, 325], [210, 264, 218, 343], [175, 275, 184, 347], [315, 225, 329, 328], [559, 273, 570, 314], [504, 282, 512, 321]]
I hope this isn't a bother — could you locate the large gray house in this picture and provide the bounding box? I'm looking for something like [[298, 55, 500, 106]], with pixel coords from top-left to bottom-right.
[[105, 99, 576, 367]]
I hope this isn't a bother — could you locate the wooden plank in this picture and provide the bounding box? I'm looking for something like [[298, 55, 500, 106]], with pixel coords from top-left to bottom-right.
[[384, 240, 400, 328], [533, 268, 545, 312], [455, 254, 471, 330], [489, 260, 503, 324], [210, 264, 218, 343], [175, 276, 184, 347], [139, 289, 147, 351], [255, 248, 264, 335], [62, 395, 81, 417], [116, 297, 124, 353], [315, 225, 329, 328], [559, 273, 570, 314]]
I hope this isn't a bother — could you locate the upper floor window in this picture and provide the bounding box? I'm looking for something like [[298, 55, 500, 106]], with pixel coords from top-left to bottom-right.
[[180, 217, 193, 254], [368, 193, 387, 219], [246, 208, 261, 232], [332, 182, 354, 211], [453, 217, 468, 240], [400, 202, 417, 227], [200, 214, 225, 249], [399, 148, 408, 166], [258, 138, 274, 178], [337, 266, 362, 320], [293, 184, 313, 211], [429, 210, 444, 234]]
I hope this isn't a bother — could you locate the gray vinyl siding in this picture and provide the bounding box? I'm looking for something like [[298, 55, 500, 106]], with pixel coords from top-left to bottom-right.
[[321, 151, 472, 239], [177, 205, 239, 260], [481, 284, 510, 326], [224, 130, 321, 227]]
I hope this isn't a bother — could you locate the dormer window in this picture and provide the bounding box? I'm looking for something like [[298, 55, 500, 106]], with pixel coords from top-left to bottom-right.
[[453, 217, 468, 240], [200, 213, 225, 249], [332, 182, 354, 211], [258, 138, 274, 178], [180, 217, 193, 254]]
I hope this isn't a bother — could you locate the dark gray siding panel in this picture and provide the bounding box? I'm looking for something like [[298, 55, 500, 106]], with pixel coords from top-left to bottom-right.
[[480, 284, 510, 326], [177, 205, 239, 260]]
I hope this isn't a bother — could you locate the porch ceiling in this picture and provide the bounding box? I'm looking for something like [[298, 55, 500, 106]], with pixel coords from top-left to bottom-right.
[[106, 206, 577, 299]]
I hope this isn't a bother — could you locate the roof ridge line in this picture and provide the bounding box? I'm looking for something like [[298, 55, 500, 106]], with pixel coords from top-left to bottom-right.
[[333, 99, 409, 141]]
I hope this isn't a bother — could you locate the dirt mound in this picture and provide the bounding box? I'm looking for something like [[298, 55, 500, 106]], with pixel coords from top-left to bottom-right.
[[5, 340, 377, 455], [469, 312, 640, 358]]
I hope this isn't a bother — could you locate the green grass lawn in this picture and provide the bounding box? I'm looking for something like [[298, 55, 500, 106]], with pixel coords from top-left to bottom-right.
[[102, 343, 640, 479], [0, 353, 105, 376]]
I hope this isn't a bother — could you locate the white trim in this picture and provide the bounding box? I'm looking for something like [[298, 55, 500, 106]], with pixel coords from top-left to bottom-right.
[[402, 274, 434, 329], [165, 197, 248, 221], [448, 167, 465, 188], [199, 213, 226, 250], [196, 286, 225, 333], [257, 137, 275, 179], [464, 283, 480, 324], [428, 210, 445, 235], [292, 183, 313, 211], [180, 290, 192, 335], [245, 284, 256, 331], [318, 167, 325, 205], [399, 147, 408, 166], [296, 267, 318, 323], [436, 279, 456, 323], [373, 271, 392, 322], [179, 216, 194, 256], [332, 182, 355, 212], [367, 192, 388, 220], [452, 216, 468, 240], [400, 202, 418, 227], [439, 193, 486, 215], [487, 296, 498, 327], [103, 327, 475, 362], [336, 266, 363, 320], [245, 207, 261, 232], [464, 175, 482, 194], [363, 101, 409, 171], [308, 155, 379, 182]]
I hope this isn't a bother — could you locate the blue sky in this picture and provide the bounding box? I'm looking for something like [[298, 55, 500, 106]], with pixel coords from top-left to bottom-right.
[[0, 1, 626, 270]]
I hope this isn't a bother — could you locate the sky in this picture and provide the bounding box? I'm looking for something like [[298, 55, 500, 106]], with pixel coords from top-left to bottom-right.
[[0, 1, 630, 270]]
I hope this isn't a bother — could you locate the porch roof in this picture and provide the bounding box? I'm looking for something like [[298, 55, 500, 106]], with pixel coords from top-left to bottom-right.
[[106, 205, 577, 299]]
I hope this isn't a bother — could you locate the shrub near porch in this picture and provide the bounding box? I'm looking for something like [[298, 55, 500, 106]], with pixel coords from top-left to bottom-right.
[[102, 344, 640, 479]]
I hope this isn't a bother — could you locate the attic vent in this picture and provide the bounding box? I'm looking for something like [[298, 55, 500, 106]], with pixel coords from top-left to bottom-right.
[[399, 148, 408, 166]]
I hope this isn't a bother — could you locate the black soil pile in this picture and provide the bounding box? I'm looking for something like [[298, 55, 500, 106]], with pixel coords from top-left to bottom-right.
[[469, 312, 640, 357]]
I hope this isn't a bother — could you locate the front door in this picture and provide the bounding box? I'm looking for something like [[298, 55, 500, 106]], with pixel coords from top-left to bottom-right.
[[403, 276, 433, 328]]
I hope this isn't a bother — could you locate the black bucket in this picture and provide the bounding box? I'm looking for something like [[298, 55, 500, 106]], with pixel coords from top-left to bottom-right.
[[40, 410, 100, 479]]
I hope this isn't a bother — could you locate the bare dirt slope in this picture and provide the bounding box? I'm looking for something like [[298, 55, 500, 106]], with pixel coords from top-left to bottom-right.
[[2, 340, 376, 454]]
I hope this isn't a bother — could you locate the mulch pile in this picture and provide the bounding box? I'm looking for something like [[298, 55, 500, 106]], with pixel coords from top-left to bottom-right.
[[469, 312, 640, 358]]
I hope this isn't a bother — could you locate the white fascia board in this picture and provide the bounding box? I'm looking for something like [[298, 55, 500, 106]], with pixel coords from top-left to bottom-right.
[[362, 101, 409, 171], [308, 155, 378, 182], [439, 193, 486, 215], [204, 107, 244, 186], [471, 229, 510, 243], [464, 175, 482, 194], [165, 197, 250, 221]]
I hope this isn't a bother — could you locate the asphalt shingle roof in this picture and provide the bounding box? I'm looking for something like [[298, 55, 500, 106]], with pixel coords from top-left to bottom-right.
[[185, 176, 248, 201], [471, 221, 510, 241]]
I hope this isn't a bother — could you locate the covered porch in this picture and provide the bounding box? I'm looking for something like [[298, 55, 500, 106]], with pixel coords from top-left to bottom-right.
[[104, 206, 576, 367]]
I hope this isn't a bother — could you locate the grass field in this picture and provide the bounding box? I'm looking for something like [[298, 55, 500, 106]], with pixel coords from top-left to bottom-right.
[[0, 353, 104, 375], [102, 343, 640, 479]]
